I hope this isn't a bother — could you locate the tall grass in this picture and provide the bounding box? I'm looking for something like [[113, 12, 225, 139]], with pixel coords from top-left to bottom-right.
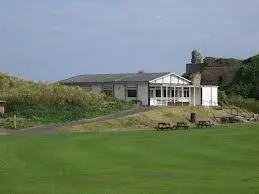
[[0, 73, 107, 110], [228, 97, 259, 113], [219, 91, 259, 113], [0, 73, 134, 129]]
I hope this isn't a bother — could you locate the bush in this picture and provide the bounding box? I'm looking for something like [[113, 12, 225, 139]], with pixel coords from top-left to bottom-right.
[[0, 73, 135, 129], [225, 55, 259, 98], [0, 73, 109, 109]]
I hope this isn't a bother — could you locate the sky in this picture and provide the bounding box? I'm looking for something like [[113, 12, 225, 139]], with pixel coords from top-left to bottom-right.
[[0, 0, 259, 82]]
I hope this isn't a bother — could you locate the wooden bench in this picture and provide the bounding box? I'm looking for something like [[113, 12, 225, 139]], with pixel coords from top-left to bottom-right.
[[174, 122, 189, 130], [155, 122, 172, 131], [196, 121, 214, 128]]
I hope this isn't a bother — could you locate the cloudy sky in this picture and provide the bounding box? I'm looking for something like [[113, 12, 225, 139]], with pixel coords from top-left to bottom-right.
[[0, 0, 259, 81]]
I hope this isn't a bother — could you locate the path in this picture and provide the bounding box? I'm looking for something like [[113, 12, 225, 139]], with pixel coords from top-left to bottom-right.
[[0, 106, 153, 136]]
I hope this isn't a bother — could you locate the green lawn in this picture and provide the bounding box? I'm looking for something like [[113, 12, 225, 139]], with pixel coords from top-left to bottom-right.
[[1, 125, 259, 193]]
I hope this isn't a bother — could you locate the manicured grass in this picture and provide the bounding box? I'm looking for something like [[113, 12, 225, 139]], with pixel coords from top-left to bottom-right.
[[0, 125, 259, 193]]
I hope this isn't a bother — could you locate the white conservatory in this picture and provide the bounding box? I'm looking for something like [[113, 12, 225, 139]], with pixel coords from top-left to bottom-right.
[[149, 73, 218, 107]]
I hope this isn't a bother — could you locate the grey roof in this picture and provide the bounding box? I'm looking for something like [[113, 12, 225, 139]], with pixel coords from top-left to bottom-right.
[[60, 72, 170, 83]]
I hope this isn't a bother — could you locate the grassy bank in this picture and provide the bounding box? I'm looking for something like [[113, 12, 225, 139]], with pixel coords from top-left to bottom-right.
[[0, 101, 134, 129], [229, 98, 259, 113], [0, 125, 259, 193], [60, 106, 252, 132], [220, 92, 259, 113], [0, 73, 134, 129]]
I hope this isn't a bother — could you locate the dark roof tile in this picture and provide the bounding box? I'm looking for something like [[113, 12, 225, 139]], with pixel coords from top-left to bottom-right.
[[60, 72, 170, 83]]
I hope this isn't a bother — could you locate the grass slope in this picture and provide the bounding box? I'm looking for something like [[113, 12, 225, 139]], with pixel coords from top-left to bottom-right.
[[0, 73, 134, 129], [61, 106, 252, 132], [1, 125, 259, 193], [0, 101, 134, 129]]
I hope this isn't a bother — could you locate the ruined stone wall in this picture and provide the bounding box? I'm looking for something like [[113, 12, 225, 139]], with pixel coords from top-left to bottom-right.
[[186, 56, 242, 86], [200, 65, 241, 86]]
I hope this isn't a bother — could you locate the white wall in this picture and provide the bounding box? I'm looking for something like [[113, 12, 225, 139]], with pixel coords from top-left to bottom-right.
[[90, 82, 149, 105], [189, 87, 201, 106], [91, 84, 102, 93], [211, 87, 218, 106], [202, 86, 218, 106], [114, 82, 149, 105], [114, 83, 126, 100], [195, 87, 202, 106], [138, 82, 149, 105]]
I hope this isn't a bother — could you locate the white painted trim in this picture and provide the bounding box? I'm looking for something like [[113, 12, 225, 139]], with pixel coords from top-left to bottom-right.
[[174, 86, 176, 106], [161, 86, 163, 106], [194, 87, 196, 106], [166, 86, 168, 106], [149, 72, 192, 84], [189, 86, 191, 106], [181, 86, 184, 106]]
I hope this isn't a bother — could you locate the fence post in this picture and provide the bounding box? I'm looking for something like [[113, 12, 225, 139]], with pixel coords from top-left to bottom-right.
[[14, 115, 17, 129]]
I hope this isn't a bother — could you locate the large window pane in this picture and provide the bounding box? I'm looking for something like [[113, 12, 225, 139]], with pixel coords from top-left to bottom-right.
[[156, 90, 161, 97], [175, 88, 182, 97], [155, 89, 169, 97], [127, 84, 137, 98], [184, 87, 190, 97], [171, 89, 175, 97], [128, 90, 137, 97]]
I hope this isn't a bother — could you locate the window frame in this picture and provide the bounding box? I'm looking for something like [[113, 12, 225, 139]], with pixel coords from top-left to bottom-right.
[[183, 87, 190, 97], [126, 83, 138, 98], [102, 84, 114, 97]]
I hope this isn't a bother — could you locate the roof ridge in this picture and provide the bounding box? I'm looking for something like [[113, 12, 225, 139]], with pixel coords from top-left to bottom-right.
[[60, 72, 172, 83], [114, 73, 135, 81], [76, 72, 170, 76]]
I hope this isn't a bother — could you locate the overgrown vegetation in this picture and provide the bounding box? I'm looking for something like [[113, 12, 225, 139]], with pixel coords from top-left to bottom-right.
[[0, 73, 134, 129], [217, 55, 259, 112], [219, 91, 259, 113], [224, 55, 259, 98]]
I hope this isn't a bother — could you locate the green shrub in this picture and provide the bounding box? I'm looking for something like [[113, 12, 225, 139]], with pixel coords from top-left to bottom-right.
[[0, 73, 107, 109], [0, 73, 134, 129], [221, 94, 259, 113], [225, 55, 259, 98]]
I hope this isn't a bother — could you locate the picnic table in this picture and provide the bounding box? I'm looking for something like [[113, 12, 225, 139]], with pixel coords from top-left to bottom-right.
[[173, 122, 189, 130], [196, 120, 214, 128], [154, 122, 172, 131]]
